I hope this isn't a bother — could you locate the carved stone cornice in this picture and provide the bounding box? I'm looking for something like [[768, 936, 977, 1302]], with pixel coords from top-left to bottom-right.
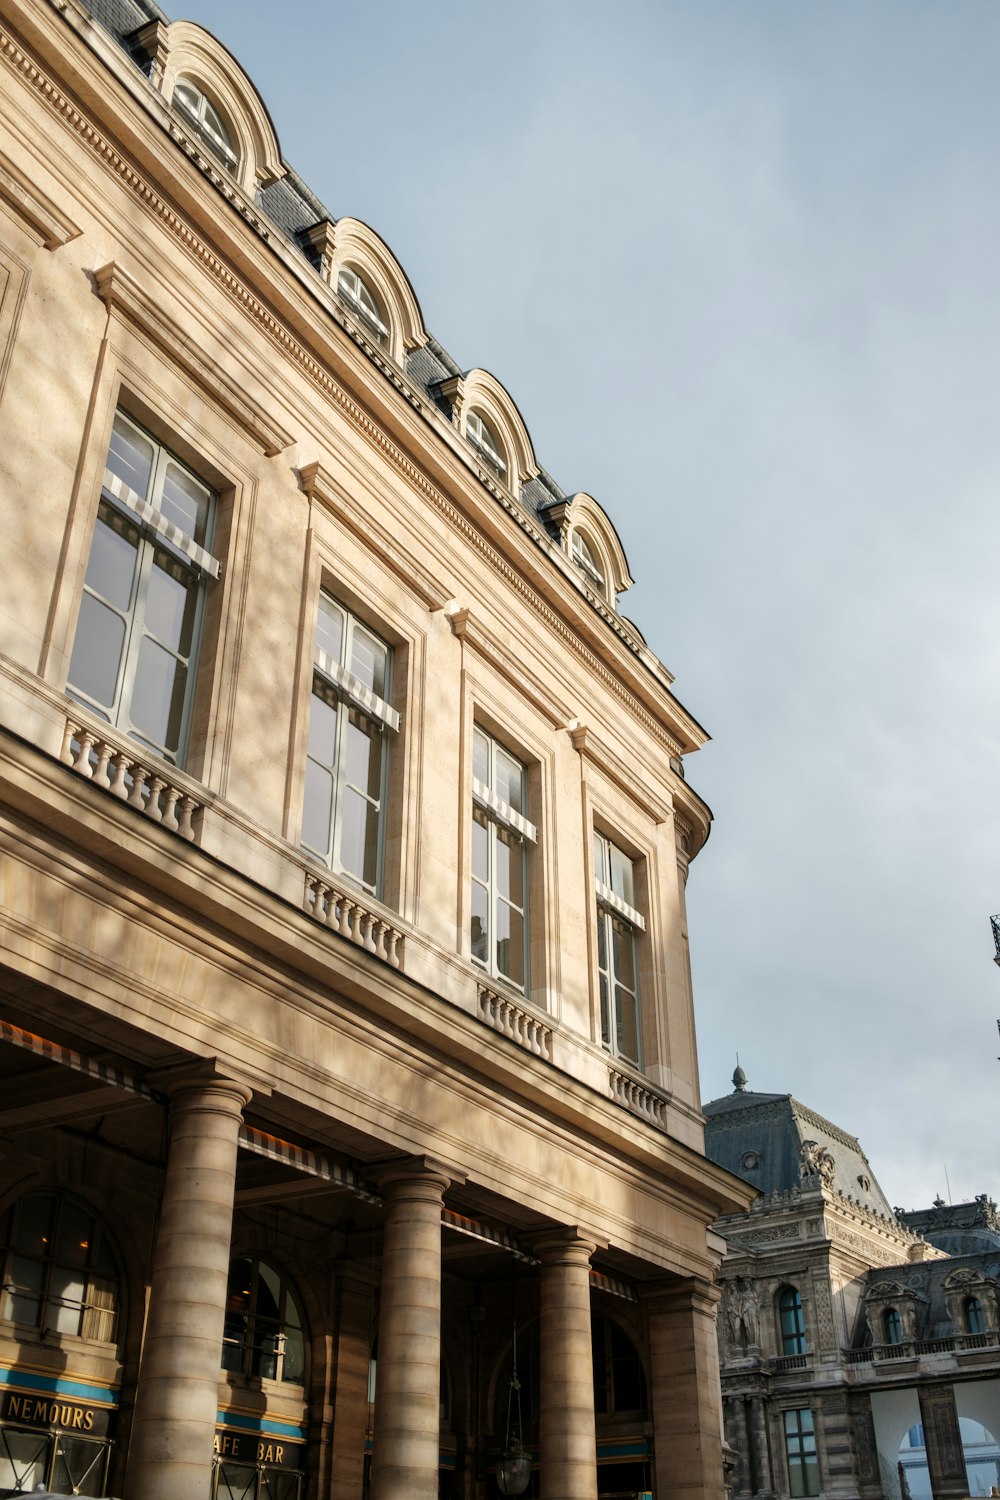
[[444, 602, 572, 728], [565, 719, 671, 823], [94, 260, 293, 457], [0, 148, 80, 248]]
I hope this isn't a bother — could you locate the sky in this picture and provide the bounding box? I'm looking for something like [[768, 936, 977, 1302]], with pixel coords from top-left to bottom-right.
[[172, 0, 1000, 1211]]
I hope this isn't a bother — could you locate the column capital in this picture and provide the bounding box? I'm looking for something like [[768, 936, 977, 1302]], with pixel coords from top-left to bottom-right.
[[640, 1274, 721, 1318], [147, 1057, 262, 1110], [532, 1227, 602, 1264], [375, 1154, 463, 1197]]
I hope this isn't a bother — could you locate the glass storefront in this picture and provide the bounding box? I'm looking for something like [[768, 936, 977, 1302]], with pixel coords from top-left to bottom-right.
[[0, 1421, 113, 1497]]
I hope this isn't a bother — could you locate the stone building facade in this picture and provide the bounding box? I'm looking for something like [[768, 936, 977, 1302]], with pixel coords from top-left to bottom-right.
[[0, 0, 752, 1496], [705, 1076, 1000, 1500]]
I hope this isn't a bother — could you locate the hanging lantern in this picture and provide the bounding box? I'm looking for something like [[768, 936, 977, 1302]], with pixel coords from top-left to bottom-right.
[[497, 1318, 531, 1496], [497, 1435, 532, 1495]]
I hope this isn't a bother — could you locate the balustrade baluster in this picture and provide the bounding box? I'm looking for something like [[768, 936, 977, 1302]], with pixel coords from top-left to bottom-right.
[[60, 722, 78, 765], [160, 787, 181, 832], [127, 766, 149, 809], [75, 731, 97, 777], [92, 741, 114, 788], [108, 753, 131, 800], [176, 796, 196, 839]]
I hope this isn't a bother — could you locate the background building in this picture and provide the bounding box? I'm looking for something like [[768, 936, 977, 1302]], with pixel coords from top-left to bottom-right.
[[705, 1073, 1000, 1500], [0, 0, 752, 1496]]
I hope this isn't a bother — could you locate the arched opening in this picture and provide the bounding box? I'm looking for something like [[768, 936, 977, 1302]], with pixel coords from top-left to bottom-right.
[[172, 77, 239, 172], [778, 1286, 806, 1356], [0, 1190, 123, 1495], [337, 265, 390, 347], [965, 1296, 986, 1335], [883, 1307, 903, 1346], [466, 409, 507, 479], [570, 529, 607, 594], [221, 1254, 306, 1384]]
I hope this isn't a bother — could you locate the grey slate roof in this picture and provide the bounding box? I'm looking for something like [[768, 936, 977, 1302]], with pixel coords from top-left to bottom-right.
[[703, 1084, 896, 1219], [900, 1196, 1000, 1257]]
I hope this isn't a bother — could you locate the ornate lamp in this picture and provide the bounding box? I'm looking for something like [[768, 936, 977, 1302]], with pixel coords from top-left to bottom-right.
[[496, 1321, 531, 1495]]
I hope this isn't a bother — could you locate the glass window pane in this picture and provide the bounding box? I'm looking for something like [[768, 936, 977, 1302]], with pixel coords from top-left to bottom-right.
[[472, 809, 489, 882], [599, 972, 611, 1047], [15, 1194, 55, 1251], [496, 826, 524, 907], [131, 637, 187, 754], [50, 1264, 87, 1333], [55, 1199, 93, 1267], [283, 1320, 305, 1382], [0, 1428, 50, 1491], [344, 713, 381, 799], [472, 728, 490, 786], [307, 685, 339, 767], [615, 988, 639, 1066], [6, 1252, 43, 1324], [610, 844, 635, 906], [349, 625, 387, 696], [107, 414, 153, 497], [256, 1262, 281, 1320], [217, 1460, 258, 1499], [52, 1435, 107, 1497], [301, 760, 333, 859], [86, 506, 140, 609], [68, 594, 127, 710], [611, 918, 635, 990], [596, 911, 608, 975], [496, 901, 524, 987], [145, 552, 198, 654], [592, 832, 606, 886], [471, 880, 489, 963], [160, 461, 210, 543], [316, 596, 345, 664], [494, 748, 523, 812], [339, 786, 378, 889]]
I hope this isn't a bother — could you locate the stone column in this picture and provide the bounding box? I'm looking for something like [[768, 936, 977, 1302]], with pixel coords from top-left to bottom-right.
[[370, 1160, 452, 1500], [644, 1277, 730, 1500], [535, 1230, 598, 1500], [917, 1384, 969, 1500], [749, 1393, 774, 1497], [125, 1068, 253, 1500], [723, 1394, 752, 1499]]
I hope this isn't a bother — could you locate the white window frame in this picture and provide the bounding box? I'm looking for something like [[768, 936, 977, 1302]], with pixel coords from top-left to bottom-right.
[[337, 266, 390, 346], [301, 593, 394, 897], [465, 410, 507, 478], [67, 410, 216, 768], [172, 77, 239, 173], [570, 528, 605, 589], [594, 830, 643, 1069], [471, 728, 529, 991]]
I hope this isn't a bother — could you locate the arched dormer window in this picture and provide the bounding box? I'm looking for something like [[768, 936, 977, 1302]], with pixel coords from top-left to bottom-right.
[[883, 1307, 903, 1345], [337, 266, 390, 347], [964, 1296, 986, 1335], [778, 1286, 806, 1356], [171, 77, 238, 173], [570, 529, 606, 590], [222, 1254, 306, 1384], [0, 1191, 121, 1343], [466, 409, 507, 478]]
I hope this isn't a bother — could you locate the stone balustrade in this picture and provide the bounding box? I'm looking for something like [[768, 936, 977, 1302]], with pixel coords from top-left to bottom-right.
[[477, 985, 551, 1059], [304, 873, 403, 968], [61, 717, 201, 840], [608, 1067, 668, 1127]]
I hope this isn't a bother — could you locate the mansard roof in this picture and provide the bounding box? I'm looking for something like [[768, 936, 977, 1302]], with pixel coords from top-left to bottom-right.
[[79, 0, 636, 595], [703, 1081, 896, 1220]]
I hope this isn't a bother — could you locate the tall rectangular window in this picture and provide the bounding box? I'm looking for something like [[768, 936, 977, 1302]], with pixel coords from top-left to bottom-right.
[[593, 831, 644, 1069], [301, 593, 394, 897], [470, 728, 532, 990], [783, 1409, 819, 1498], [67, 412, 218, 766]]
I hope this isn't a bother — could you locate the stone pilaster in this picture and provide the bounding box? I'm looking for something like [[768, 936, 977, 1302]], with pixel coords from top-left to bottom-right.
[[917, 1384, 969, 1500], [125, 1068, 253, 1500], [724, 1394, 753, 1499], [325, 1264, 377, 1500], [535, 1230, 599, 1500], [644, 1277, 729, 1500], [370, 1160, 452, 1500], [749, 1393, 774, 1498]]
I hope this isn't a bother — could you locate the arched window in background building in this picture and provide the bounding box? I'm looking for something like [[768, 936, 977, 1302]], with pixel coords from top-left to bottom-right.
[[779, 1286, 806, 1356], [883, 1307, 903, 1345]]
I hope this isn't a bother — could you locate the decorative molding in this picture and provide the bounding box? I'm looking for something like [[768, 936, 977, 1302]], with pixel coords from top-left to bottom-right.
[[93, 260, 293, 457], [477, 985, 551, 1060], [445, 602, 573, 729], [304, 871, 403, 968], [565, 719, 672, 825], [2, 27, 694, 760], [0, 148, 80, 247], [298, 462, 448, 610]]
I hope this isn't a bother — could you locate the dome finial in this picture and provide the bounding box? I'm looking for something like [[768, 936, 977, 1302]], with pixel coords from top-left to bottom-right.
[[732, 1056, 747, 1093]]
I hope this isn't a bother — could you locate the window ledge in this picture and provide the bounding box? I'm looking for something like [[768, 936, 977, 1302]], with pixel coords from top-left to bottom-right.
[[60, 704, 208, 843]]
